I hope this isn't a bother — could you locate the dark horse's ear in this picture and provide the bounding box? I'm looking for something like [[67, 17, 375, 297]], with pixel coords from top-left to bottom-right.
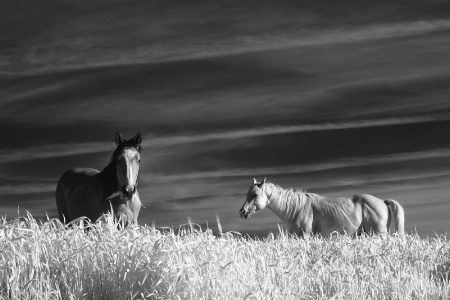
[[115, 131, 124, 146], [133, 131, 142, 145]]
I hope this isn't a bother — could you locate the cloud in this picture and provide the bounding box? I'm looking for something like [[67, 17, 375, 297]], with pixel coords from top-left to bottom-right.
[[148, 148, 450, 181], [1, 113, 449, 165], [0, 142, 109, 163], [0, 183, 55, 195], [4, 19, 450, 75], [147, 113, 450, 147]]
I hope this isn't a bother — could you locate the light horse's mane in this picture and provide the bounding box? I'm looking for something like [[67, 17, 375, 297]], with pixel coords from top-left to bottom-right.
[[265, 182, 323, 207]]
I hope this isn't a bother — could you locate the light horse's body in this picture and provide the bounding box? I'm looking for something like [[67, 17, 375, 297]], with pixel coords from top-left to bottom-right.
[[55, 132, 142, 225], [240, 179, 405, 237]]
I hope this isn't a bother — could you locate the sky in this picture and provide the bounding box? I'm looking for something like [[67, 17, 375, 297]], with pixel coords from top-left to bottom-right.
[[1, 0, 450, 237]]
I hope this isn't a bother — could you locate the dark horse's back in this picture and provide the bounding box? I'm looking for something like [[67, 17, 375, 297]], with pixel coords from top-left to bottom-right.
[[55, 168, 100, 223]]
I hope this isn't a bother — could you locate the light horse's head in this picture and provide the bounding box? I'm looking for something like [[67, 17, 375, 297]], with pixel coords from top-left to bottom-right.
[[112, 131, 142, 201], [239, 178, 268, 219]]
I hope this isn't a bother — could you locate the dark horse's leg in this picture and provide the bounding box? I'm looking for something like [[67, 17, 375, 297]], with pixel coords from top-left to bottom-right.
[[55, 178, 71, 224]]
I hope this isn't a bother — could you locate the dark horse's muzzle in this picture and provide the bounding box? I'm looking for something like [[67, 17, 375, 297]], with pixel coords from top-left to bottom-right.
[[122, 185, 137, 199]]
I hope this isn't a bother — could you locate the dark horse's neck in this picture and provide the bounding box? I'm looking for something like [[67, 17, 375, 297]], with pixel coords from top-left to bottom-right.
[[99, 161, 119, 201]]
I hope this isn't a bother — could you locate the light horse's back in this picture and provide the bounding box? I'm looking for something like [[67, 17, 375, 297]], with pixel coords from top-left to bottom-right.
[[55, 131, 143, 225]]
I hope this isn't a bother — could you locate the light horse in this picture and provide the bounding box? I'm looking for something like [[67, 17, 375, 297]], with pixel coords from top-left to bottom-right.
[[239, 178, 405, 237], [55, 131, 142, 225]]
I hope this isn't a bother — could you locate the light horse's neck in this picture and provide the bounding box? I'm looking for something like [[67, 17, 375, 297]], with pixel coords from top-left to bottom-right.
[[264, 183, 318, 228]]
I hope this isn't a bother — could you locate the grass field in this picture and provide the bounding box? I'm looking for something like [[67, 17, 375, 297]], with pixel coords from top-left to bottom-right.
[[1, 214, 449, 300]]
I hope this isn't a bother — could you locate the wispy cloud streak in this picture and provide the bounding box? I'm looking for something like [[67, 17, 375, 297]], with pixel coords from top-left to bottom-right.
[[4, 19, 450, 75], [149, 148, 450, 181], [0, 142, 110, 164], [1, 113, 449, 164], [0, 183, 55, 195], [138, 19, 450, 66], [148, 113, 450, 147]]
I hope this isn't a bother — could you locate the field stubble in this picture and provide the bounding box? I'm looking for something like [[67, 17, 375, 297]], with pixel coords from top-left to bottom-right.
[[0, 213, 449, 300]]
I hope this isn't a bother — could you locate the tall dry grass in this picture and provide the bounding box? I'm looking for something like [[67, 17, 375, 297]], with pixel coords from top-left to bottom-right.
[[1, 213, 449, 300]]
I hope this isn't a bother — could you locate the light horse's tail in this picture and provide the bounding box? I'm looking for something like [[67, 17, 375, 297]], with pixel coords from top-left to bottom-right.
[[384, 199, 405, 236]]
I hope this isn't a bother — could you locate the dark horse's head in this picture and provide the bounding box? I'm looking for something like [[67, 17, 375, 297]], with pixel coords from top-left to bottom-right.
[[108, 131, 142, 201]]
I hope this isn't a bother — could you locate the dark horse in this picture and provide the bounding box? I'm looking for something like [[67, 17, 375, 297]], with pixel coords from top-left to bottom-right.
[[55, 131, 142, 225]]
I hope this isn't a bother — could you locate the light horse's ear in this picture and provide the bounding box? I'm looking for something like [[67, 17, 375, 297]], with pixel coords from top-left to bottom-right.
[[259, 177, 266, 189], [253, 177, 266, 187], [133, 131, 142, 145], [115, 131, 124, 145]]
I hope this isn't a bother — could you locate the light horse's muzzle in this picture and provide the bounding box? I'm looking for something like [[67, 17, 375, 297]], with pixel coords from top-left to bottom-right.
[[239, 204, 253, 219]]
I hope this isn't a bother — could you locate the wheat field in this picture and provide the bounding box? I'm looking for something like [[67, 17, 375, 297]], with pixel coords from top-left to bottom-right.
[[0, 214, 449, 300]]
